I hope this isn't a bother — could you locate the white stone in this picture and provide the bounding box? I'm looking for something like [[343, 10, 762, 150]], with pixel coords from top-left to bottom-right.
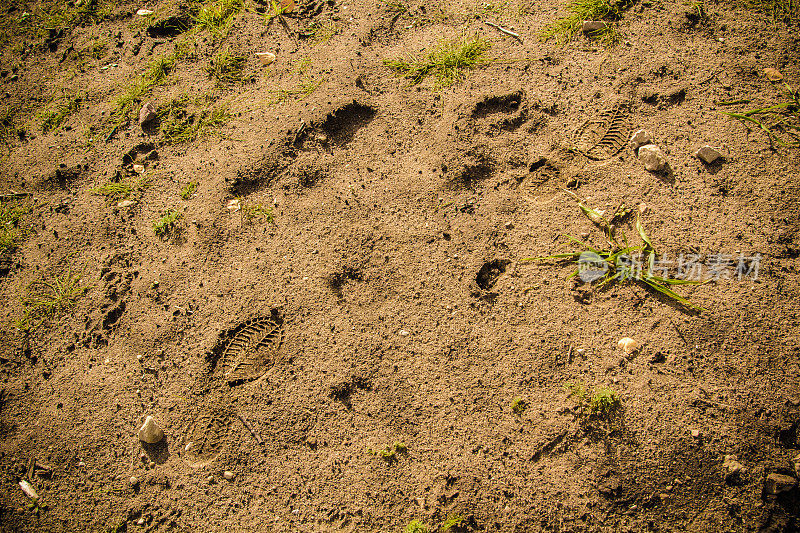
[[223, 470, 235, 480], [629, 130, 653, 151], [130, 476, 139, 486], [582, 20, 607, 33], [638, 144, 667, 172], [695, 145, 724, 164], [256, 52, 276, 66], [690, 429, 701, 438], [136, 8, 154, 15], [399, 329, 410, 337], [19, 480, 39, 500], [132, 164, 145, 174], [226, 199, 241, 212], [138, 416, 164, 444]]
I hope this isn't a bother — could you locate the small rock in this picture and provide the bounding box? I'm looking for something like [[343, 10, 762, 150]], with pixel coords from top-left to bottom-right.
[[694, 145, 724, 164], [138, 416, 165, 444], [690, 429, 701, 438], [136, 8, 154, 15], [504, 221, 514, 229], [19, 480, 39, 500], [130, 476, 139, 486], [223, 470, 235, 481], [207, 475, 215, 483], [576, 348, 586, 356], [136, 517, 145, 526], [629, 130, 653, 151], [138, 102, 156, 126], [132, 163, 145, 174], [582, 20, 607, 33], [399, 329, 410, 337], [764, 473, 796, 495], [638, 144, 667, 172], [617, 337, 638, 355], [256, 52, 276, 66], [763, 67, 783, 82], [226, 199, 241, 212], [723, 454, 745, 484]]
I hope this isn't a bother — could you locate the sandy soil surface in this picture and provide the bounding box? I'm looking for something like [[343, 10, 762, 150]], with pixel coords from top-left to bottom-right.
[[1, 0, 800, 530]]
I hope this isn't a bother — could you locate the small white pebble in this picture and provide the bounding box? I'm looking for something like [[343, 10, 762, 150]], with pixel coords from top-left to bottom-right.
[[130, 476, 139, 486], [78, 461, 86, 468], [136, 517, 145, 526], [184, 442, 194, 453], [398, 330, 410, 337], [207, 475, 215, 483], [223, 470, 235, 480], [576, 348, 586, 356], [691, 429, 701, 438], [292, 509, 300, 515]]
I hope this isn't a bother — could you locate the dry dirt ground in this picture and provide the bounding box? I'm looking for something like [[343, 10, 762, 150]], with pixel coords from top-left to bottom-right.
[[1, 0, 800, 530]]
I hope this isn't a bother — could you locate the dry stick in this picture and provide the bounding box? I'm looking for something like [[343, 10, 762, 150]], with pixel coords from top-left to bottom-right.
[[484, 21, 522, 42], [237, 413, 263, 445]]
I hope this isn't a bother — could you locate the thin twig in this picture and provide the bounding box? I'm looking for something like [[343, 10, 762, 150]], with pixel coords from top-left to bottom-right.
[[484, 21, 522, 42], [0, 191, 31, 201], [237, 413, 263, 445]]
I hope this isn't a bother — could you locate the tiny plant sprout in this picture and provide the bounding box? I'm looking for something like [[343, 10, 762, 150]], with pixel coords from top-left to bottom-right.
[[618, 337, 638, 355]]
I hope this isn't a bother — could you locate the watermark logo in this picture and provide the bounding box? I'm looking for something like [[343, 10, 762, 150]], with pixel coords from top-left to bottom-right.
[[577, 252, 609, 282]]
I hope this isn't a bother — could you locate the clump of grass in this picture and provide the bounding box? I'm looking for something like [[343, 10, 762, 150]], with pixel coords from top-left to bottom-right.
[[721, 82, 799, 148], [369, 441, 408, 462], [511, 396, 527, 414], [153, 209, 182, 237], [382, 0, 408, 14], [274, 77, 324, 102], [204, 48, 250, 84], [160, 95, 230, 144], [195, 0, 243, 37], [180, 181, 198, 200], [403, 520, 430, 533], [114, 54, 176, 121], [264, 0, 295, 23], [741, 0, 799, 22], [384, 35, 491, 87], [90, 176, 150, 204], [564, 382, 621, 417], [539, 0, 631, 45], [40, 92, 83, 133], [301, 20, 339, 44], [0, 201, 32, 252], [439, 515, 464, 531], [15, 267, 89, 332], [523, 194, 708, 312], [240, 201, 274, 223]]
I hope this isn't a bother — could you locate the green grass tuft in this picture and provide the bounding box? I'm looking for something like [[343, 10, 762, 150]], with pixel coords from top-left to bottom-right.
[[40, 92, 83, 133], [721, 82, 800, 148], [195, 0, 243, 37], [403, 520, 429, 533], [385, 35, 491, 87], [90, 176, 150, 204], [180, 181, 198, 200], [511, 396, 527, 414], [741, 0, 799, 22], [204, 48, 250, 84], [15, 267, 89, 332], [300, 20, 340, 44], [565, 382, 621, 417], [240, 201, 274, 223], [153, 210, 182, 237], [0, 201, 32, 252], [539, 0, 630, 45], [114, 54, 176, 121], [523, 195, 709, 311], [160, 96, 230, 144]]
